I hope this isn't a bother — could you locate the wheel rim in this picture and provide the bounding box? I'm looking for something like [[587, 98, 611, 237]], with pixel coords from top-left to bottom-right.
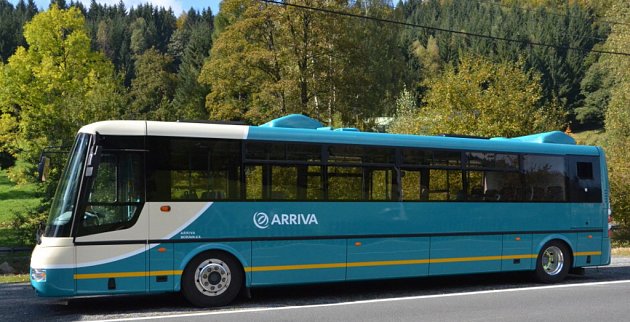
[[194, 259, 232, 297], [541, 246, 564, 276]]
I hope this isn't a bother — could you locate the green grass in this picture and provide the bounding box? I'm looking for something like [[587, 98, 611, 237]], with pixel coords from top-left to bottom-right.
[[0, 170, 42, 246], [0, 274, 29, 284]]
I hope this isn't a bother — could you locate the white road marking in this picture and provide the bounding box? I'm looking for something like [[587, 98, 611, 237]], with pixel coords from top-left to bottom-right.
[[94, 279, 630, 322]]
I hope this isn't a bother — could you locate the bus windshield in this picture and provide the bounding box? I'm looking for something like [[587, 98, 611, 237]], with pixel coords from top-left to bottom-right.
[[44, 133, 90, 237]]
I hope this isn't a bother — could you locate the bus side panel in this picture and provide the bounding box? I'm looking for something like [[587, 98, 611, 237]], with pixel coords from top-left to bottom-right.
[[346, 237, 429, 280], [429, 235, 502, 276], [251, 239, 346, 286], [601, 237, 611, 265], [575, 232, 603, 267], [148, 242, 174, 292], [75, 245, 147, 295], [501, 234, 533, 271]]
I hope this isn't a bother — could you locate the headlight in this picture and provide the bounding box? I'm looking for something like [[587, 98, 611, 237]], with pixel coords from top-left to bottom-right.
[[31, 268, 47, 283]]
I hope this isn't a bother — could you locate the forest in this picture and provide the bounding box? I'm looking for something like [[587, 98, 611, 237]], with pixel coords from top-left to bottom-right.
[[0, 0, 629, 242]]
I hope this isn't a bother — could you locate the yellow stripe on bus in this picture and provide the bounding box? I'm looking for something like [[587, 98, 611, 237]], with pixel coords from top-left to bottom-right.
[[246, 262, 347, 272], [244, 254, 539, 272], [74, 270, 183, 280], [574, 251, 602, 256], [73, 251, 602, 279]]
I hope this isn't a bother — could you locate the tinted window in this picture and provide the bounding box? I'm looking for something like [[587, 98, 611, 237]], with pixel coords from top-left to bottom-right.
[[523, 155, 566, 202], [328, 145, 394, 164], [402, 149, 461, 167], [466, 152, 518, 170], [246, 142, 321, 162], [570, 157, 602, 203], [577, 162, 593, 179], [147, 138, 241, 201]]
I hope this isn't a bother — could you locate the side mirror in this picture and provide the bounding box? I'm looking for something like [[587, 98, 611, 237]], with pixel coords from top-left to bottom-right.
[[37, 156, 51, 182], [35, 221, 45, 245]]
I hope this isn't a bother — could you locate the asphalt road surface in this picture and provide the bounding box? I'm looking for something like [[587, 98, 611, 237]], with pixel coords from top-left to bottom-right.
[[2, 257, 630, 322]]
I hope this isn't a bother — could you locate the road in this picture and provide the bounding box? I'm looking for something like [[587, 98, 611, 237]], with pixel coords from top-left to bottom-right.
[[2, 257, 630, 321]]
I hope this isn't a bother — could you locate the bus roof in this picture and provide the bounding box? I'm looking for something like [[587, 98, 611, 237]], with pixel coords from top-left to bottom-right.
[[78, 115, 600, 156]]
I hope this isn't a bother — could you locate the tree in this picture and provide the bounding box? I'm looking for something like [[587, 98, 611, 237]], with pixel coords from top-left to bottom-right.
[[0, 0, 38, 62], [171, 19, 214, 120], [391, 55, 564, 137], [600, 0, 630, 237], [401, 0, 605, 121], [200, 0, 405, 127], [126, 48, 176, 120], [0, 6, 123, 183]]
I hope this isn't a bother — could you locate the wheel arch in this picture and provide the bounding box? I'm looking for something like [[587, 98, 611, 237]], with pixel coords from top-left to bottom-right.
[[534, 235, 575, 267], [176, 243, 251, 291]]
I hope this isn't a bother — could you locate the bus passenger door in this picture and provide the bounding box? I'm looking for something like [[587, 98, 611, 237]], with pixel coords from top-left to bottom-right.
[[74, 151, 148, 295]]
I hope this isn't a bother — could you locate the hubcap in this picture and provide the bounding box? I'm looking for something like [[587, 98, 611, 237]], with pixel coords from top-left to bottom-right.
[[541, 246, 564, 276], [194, 259, 231, 297]]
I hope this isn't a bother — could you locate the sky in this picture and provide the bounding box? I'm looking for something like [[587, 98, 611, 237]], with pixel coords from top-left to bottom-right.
[[8, 0, 222, 16]]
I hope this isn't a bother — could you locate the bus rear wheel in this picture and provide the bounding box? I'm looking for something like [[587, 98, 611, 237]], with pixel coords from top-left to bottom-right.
[[534, 241, 571, 283], [181, 251, 243, 307]]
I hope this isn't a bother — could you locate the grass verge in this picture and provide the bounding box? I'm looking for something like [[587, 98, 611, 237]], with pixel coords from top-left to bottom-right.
[[0, 274, 29, 284], [0, 170, 41, 227], [0, 170, 42, 246], [612, 247, 630, 256]]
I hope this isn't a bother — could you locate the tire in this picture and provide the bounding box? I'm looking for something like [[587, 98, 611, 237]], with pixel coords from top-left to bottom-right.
[[181, 251, 243, 307], [534, 241, 572, 283]]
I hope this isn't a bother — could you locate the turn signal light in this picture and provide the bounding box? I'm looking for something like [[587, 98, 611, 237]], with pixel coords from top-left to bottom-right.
[[160, 205, 171, 212]]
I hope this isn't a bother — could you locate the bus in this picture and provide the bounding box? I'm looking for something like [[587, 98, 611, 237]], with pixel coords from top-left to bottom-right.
[[30, 114, 611, 307]]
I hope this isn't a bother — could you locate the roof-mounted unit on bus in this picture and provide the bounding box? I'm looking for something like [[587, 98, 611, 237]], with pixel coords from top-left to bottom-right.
[[260, 114, 361, 132], [259, 114, 324, 129], [491, 131, 576, 145]]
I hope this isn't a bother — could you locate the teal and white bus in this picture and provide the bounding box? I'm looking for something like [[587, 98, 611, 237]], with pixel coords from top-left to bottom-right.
[[30, 114, 611, 307]]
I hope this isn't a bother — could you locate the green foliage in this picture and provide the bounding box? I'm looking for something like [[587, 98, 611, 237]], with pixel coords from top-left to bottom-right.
[[599, 0, 630, 236], [576, 61, 612, 127], [0, 0, 38, 62], [570, 129, 606, 147], [200, 0, 405, 127], [127, 48, 176, 120], [402, 0, 605, 117], [0, 5, 123, 183], [0, 169, 42, 246], [392, 55, 564, 137], [388, 85, 418, 134], [171, 18, 213, 120]]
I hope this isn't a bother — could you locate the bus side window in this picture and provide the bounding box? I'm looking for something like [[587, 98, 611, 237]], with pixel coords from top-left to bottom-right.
[[79, 152, 145, 236], [523, 155, 567, 202], [569, 157, 602, 203]]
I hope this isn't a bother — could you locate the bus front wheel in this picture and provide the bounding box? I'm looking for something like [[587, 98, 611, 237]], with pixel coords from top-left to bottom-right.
[[534, 241, 571, 283], [181, 251, 243, 307]]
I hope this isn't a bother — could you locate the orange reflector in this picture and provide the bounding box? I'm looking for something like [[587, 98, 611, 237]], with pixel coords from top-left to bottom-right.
[[160, 205, 171, 212], [354, 242, 362, 247], [158, 247, 167, 253], [587, 235, 593, 239], [515, 237, 521, 241]]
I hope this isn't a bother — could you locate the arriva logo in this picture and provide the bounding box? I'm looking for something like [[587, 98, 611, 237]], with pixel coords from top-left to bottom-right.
[[253, 212, 318, 229]]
